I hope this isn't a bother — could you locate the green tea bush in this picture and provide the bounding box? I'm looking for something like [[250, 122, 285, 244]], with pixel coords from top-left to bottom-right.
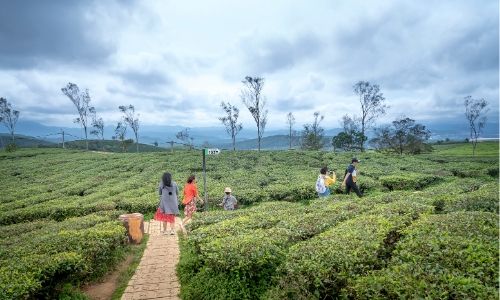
[[346, 212, 499, 299], [441, 183, 499, 214], [0, 213, 127, 299], [380, 173, 440, 191], [267, 214, 410, 300]]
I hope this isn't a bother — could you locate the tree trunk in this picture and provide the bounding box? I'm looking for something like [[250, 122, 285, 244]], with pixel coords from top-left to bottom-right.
[[257, 121, 261, 151]]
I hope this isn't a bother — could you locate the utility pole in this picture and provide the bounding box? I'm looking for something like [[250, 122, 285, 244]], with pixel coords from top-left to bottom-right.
[[61, 130, 65, 149]]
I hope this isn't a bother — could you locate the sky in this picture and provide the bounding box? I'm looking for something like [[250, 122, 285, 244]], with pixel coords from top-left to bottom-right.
[[0, 0, 498, 132]]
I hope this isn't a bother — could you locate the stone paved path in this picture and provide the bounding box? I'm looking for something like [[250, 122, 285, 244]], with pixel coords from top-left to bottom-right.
[[121, 218, 182, 300]]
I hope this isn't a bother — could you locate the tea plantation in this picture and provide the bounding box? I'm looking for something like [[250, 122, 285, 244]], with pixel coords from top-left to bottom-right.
[[0, 142, 498, 299]]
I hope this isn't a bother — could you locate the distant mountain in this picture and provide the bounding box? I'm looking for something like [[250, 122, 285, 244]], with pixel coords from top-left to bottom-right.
[[0, 133, 55, 148], [1, 119, 497, 149]]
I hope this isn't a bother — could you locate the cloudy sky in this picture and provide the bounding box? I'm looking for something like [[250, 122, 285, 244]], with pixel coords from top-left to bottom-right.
[[0, 0, 498, 131]]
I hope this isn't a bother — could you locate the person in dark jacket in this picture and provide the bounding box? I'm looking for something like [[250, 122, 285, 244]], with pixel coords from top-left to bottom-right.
[[154, 172, 180, 235], [342, 158, 363, 197]]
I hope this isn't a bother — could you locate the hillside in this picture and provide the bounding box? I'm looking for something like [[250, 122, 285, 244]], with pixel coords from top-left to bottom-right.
[[0, 133, 55, 148], [0, 143, 498, 299]]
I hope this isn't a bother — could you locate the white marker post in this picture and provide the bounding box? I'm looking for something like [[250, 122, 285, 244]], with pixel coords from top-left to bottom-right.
[[202, 148, 220, 210]]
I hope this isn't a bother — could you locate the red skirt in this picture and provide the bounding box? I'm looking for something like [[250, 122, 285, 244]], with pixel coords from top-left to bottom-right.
[[184, 200, 197, 218], [154, 208, 175, 223]]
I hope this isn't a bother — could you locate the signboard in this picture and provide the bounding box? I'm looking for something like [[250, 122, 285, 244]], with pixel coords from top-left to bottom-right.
[[205, 148, 220, 155], [202, 148, 221, 211]]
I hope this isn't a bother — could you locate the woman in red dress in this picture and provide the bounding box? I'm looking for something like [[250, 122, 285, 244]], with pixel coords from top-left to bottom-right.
[[182, 175, 202, 227]]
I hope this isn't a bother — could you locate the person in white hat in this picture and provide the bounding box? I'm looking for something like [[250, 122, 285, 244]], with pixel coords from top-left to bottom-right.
[[220, 187, 238, 210]]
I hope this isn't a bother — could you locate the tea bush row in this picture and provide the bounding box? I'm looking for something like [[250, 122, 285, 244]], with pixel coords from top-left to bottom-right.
[[347, 211, 499, 299], [177, 199, 434, 299], [0, 212, 127, 299]]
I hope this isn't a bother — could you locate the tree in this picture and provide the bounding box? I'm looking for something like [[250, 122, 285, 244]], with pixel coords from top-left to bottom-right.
[[286, 112, 295, 149], [112, 121, 133, 152], [89, 107, 104, 140], [61, 83, 94, 150], [219, 101, 243, 151], [332, 115, 365, 152], [464, 96, 488, 156], [353, 81, 388, 152], [0, 98, 20, 144], [241, 76, 268, 151], [301, 112, 325, 150], [119, 105, 140, 153], [176, 128, 194, 150], [370, 117, 431, 154]]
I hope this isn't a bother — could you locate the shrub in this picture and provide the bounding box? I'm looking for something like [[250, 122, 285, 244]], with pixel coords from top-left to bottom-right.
[[442, 183, 499, 214], [380, 173, 440, 191], [346, 212, 499, 299], [267, 214, 410, 300]]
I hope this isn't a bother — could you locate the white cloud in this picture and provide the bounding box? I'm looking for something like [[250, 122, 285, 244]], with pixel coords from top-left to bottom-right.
[[0, 0, 497, 132]]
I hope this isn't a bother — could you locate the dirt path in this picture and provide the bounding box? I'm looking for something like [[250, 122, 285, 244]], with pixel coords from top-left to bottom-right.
[[121, 218, 182, 300], [83, 255, 134, 300]]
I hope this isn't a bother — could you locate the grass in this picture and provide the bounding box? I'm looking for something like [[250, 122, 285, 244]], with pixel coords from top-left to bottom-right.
[[433, 141, 498, 157], [111, 234, 150, 300]]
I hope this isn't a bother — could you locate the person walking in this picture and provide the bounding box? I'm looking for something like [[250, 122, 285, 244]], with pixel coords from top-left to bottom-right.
[[342, 158, 363, 197], [220, 187, 237, 210], [181, 175, 202, 227], [154, 172, 180, 235]]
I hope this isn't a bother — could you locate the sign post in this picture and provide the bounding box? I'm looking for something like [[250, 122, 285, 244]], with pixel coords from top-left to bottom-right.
[[202, 148, 220, 210]]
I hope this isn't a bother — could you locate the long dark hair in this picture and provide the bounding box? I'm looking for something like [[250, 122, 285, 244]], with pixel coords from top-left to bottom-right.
[[187, 175, 196, 184], [162, 172, 172, 187]]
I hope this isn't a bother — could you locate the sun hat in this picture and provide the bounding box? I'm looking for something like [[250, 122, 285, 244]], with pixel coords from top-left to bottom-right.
[[352, 158, 360, 163], [224, 187, 232, 193]]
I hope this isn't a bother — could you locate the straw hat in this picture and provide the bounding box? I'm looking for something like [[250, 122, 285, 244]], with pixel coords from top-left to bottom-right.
[[224, 187, 232, 193]]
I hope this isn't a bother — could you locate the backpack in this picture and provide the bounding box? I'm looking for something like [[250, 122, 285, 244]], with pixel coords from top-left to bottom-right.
[[315, 175, 326, 193]]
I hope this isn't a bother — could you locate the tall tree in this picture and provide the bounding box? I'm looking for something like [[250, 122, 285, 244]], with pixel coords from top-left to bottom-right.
[[61, 83, 94, 150], [332, 115, 365, 152], [286, 112, 295, 149], [464, 96, 488, 156], [370, 117, 431, 154], [301, 112, 325, 150], [353, 81, 388, 152], [0, 98, 20, 143], [119, 105, 140, 153], [219, 101, 243, 151], [89, 107, 104, 140], [112, 121, 132, 152], [241, 76, 268, 151], [176, 128, 194, 150]]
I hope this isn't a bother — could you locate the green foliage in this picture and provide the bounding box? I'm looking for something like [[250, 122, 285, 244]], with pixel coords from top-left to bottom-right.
[[346, 212, 499, 299], [0, 213, 127, 299], [0, 146, 498, 298], [5, 143, 17, 152], [379, 173, 440, 190]]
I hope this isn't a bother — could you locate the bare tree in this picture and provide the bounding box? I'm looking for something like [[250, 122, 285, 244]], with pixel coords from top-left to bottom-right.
[[301, 112, 325, 150], [241, 76, 268, 151], [353, 81, 388, 152], [176, 128, 194, 150], [286, 112, 295, 149], [219, 101, 243, 151], [464, 96, 488, 156], [89, 107, 104, 140], [119, 105, 140, 152], [61, 83, 94, 150], [0, 98, 20, 143], [112, 121, 133, 152]]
